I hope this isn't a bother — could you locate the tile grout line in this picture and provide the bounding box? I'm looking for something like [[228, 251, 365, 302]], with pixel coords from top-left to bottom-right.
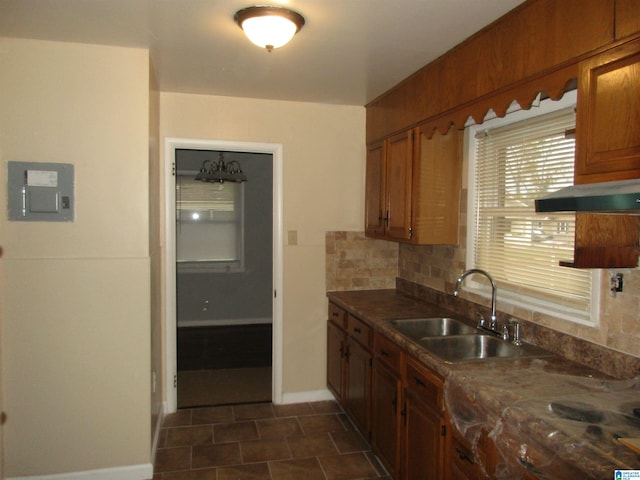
[[156, 401, 390, 479]]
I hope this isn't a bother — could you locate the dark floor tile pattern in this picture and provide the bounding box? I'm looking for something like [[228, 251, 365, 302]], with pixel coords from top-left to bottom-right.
[[177, 325, 272, 371], [154, 401, 391, 480]]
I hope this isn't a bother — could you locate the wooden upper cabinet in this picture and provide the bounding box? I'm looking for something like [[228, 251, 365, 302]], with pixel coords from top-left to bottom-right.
[[385, 131, 414, 241], [616, 0, 640, 40], [412, 126, 462, 245], [565, 39, 640, 268], [364, 127, 462, 245], [563, 213, 640, 268], [575, 38, 640, 183], [366, 0, 614, 143], [365, 131, 413, 242], [365, 141, 385, 238]]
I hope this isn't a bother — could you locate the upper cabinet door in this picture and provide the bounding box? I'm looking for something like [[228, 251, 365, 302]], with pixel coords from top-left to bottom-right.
[[615, 0, 640, 40], [365, 141, 386, 238], [411, 126, 462, 245], [575, 38, 640, 183], [385, 131, 414, 241]]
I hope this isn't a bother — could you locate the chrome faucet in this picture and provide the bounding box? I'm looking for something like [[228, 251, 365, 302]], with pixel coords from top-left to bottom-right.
[[453, 269, 498, 332]]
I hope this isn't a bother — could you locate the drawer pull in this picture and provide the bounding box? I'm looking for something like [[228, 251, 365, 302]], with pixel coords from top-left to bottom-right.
[[380, 349, 389, 357], [332, 312, 339, 317], [353, 327, 361, 334], [414, 376, 426, 387], [455, 447, 474, 464]]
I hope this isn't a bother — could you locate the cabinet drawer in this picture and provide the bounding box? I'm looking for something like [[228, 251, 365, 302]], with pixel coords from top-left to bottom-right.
[[328, 302, 347, 329], [373, 332, 403, 374], [405, 357, 443, 412], [451, 434, 479, 479], [347, 314, 372, 348]]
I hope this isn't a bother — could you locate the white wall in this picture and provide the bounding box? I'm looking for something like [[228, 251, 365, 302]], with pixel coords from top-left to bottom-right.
[[160, 92, 365, 395], [0, 38, 151, 477]]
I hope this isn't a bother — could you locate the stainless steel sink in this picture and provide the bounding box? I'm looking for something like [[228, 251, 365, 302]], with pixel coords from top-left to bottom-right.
[[389, 317, 479, 339], [417, 334, 551, 363]]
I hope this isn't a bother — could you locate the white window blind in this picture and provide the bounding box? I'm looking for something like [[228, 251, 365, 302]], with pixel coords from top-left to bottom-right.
[[471, 105, 594, 322], [176, 176, 244, 269]]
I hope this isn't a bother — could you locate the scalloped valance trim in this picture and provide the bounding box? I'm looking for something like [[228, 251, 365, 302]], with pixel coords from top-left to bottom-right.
[[418, 64, 579, 139]]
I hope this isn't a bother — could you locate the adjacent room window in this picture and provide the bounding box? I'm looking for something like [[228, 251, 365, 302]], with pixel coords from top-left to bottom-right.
[[176, 175, 245, 273], [466, 91, 599, 326]]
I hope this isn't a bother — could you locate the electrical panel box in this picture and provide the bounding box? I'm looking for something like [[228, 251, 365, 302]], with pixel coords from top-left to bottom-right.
[[8, 161, 74, 222]]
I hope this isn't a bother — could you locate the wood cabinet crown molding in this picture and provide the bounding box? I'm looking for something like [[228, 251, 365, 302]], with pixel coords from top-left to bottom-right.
[[366, 0, 619, 143]]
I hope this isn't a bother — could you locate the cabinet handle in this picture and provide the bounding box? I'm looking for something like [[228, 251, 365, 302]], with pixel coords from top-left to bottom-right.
[[384, 211, 389, 225], [380, 349, 389, 357], [391, 392, 397, 413], [455, 447, 474, 465], [332, 311, 339, 317], [414, 376, 426, 388], [353, 327, 361, 334], [344, 345, 350, 360]]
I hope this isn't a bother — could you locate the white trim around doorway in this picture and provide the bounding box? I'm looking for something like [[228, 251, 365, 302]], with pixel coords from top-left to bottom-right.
[[163, 137, 284, 413]]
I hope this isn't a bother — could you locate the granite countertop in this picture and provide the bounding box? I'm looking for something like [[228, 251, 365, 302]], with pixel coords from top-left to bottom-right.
[[327, 289, 640, 480]]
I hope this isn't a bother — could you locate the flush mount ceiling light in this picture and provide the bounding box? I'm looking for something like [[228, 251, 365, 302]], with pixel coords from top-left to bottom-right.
[[234, 5, 305, 52]]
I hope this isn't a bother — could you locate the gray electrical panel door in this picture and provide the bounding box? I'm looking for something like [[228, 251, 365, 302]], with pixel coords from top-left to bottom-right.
[[7, 161, 74, 222]]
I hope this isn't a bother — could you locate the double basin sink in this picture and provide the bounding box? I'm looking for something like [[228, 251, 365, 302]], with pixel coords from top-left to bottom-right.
[[389, 317, 550, 363]]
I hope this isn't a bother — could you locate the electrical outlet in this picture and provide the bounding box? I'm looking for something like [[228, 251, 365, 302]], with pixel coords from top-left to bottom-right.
[[610, 272, 623, 297]]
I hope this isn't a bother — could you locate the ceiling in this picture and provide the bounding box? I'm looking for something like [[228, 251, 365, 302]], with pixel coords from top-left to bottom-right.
[[0, 0, 524, 106]]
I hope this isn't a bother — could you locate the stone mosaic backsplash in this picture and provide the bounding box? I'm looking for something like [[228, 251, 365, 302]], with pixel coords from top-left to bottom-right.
[[325, 231, 398, 291], [325, 228, 640, 378]]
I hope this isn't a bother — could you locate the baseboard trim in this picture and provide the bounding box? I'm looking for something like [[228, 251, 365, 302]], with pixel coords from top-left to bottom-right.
[[280, 389, 336, 405], [6, 463, 154, 480]]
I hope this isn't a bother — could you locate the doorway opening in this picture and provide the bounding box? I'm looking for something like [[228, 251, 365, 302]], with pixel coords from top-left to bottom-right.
[[164, 138, 284, 413]]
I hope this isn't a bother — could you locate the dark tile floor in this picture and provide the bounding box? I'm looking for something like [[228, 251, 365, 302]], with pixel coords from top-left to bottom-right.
[[153, 401, 391, 480]]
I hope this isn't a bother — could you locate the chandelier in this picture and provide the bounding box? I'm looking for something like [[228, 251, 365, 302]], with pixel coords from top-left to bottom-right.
[[194, 153, 247, 184]]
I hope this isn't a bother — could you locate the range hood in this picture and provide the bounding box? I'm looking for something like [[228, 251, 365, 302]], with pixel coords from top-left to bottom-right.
[[535, 178, 640, 214]]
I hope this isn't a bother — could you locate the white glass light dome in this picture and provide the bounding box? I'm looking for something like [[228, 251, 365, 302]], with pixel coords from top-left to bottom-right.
[[235, 6, 305, 52]]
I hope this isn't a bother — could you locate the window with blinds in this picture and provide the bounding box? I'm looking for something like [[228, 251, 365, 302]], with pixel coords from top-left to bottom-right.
[[467, 93, 598, 326], [176, 175, 244, 272]]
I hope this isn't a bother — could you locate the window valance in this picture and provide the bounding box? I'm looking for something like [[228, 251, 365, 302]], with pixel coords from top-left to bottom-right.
[[418, 64, 578, 139]]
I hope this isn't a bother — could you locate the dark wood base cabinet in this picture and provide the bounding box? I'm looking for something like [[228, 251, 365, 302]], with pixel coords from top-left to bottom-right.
[[370, 329, 447, 480], [371, 359, 401, 475], [328, 302, 511, 480], [449, 430, 497, 480], [326, 303, 372, 438], [402, 357, 446, 480], [344, 333, 371, 434]]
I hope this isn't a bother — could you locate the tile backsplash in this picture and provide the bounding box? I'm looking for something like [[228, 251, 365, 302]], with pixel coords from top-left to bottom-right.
[[326, 231, 398, 292], [326, 228, 640, 378]]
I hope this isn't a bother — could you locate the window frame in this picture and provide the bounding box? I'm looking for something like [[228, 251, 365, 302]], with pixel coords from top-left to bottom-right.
[[464, 90, 601, 327], [175, 171, 246, 274]]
